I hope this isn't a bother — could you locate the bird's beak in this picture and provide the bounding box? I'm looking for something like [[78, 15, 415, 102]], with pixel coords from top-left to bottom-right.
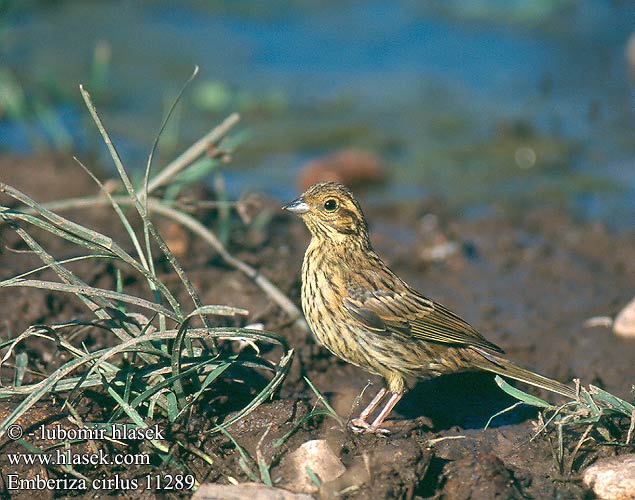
[[282, 197, 309, 215]]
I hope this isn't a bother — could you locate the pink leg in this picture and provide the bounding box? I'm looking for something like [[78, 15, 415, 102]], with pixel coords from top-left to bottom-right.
[[368, 393, 403, 432], [349, 388, 387, 430], [350, 390, 403, 435]]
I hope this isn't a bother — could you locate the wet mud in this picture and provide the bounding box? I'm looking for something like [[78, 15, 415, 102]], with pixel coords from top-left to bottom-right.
[[1, 155, 634, 499]]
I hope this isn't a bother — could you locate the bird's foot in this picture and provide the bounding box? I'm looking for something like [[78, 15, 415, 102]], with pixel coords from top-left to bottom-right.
[[349, 418, 391, 435]]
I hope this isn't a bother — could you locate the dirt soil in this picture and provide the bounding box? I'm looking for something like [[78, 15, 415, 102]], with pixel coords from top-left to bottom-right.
[[1, 154, 634, 499]]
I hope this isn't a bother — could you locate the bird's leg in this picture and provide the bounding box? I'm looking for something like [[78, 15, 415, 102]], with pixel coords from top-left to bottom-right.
[[351, 393, 403, 434], [349, 387, 387, 431], [364, 392, 403, 434]]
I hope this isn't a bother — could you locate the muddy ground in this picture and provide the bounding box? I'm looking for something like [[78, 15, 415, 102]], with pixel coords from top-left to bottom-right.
[[0, 154, 634, 499]]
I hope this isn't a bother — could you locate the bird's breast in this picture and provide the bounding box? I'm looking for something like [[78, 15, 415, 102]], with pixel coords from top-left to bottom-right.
[[301, 246, 357, 355]]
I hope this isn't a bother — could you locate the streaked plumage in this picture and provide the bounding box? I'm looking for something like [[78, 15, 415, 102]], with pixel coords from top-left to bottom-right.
[[284, 182, 576, 433]]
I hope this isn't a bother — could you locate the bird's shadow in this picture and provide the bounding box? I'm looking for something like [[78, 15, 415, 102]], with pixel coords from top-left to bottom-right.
[[397, 372, 538, 431]]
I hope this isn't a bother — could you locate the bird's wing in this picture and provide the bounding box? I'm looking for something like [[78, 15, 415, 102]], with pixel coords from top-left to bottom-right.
[[343, 287, 504, 354]]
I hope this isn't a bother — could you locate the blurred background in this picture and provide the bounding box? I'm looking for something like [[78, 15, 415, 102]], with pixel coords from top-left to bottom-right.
[[1, 0, 634, 228]]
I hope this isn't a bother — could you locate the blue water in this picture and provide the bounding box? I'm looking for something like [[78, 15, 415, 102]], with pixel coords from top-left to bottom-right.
[[1, 0, 634, 227]]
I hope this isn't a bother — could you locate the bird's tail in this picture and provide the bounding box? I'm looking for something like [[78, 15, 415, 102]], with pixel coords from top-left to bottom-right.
[[473, 351, 577, 400]]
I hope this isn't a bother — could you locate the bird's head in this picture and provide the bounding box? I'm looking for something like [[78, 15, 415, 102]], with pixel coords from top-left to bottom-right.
[[283, 182, 369, 243]]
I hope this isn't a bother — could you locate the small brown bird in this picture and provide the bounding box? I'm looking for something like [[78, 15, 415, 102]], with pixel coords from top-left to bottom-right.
[[284, 182, 576, 434]]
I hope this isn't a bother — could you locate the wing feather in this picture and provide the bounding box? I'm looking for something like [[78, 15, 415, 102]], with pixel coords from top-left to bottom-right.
[[343, 287, 504, 354]]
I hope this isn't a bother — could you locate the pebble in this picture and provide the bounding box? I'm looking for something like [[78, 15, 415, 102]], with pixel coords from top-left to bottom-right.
[[192, 482, 315, 500], [614, 297, 635, 338], [278, 439, 345, 494], [298, 149, 385, 191], [582, 454, 635, 500]]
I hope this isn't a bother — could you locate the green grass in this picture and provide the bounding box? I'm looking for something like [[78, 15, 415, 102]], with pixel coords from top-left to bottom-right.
[[491, 375, 635, 473], [0, 75, 299, 483]]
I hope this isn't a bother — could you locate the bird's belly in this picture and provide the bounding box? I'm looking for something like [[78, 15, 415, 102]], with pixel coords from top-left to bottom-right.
[[305, 310, 462, 381]]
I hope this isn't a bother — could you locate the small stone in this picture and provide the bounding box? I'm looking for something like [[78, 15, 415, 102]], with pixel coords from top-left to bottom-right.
[[163, 221, 189, 258], [584, 316, 613, 329], [614, 297, 635, 338], [298, 149, 385, 192], [582, 454, 635, 500], [192, 482, 315, 500], [278, 439, 345, 494], [420, 241, 459, 262]]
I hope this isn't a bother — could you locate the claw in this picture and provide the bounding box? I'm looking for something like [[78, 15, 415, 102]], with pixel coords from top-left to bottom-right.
[[349, 418, 391, 435], [348, 390, 403, 435]]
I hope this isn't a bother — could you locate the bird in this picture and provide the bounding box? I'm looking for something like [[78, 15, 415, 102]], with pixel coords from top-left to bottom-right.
[[283, 182, 577, 434]]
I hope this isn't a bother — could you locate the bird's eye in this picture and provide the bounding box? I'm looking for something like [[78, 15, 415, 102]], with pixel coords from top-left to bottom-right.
[[323, 199, 338, 212]]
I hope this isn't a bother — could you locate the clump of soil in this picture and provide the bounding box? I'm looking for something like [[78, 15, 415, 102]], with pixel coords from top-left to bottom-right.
[[1, 154, 634, 499]]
